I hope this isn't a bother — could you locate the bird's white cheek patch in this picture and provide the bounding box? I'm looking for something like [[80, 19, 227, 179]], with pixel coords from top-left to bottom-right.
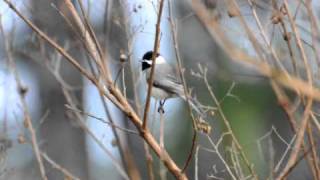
[[143, 60, 152, 65], [156, 56, 166, 64]]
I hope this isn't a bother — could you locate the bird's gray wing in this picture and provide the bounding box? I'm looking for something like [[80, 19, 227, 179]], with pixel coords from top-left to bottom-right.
[[152, 64, 206, 116], [152, 64, 184, 96]]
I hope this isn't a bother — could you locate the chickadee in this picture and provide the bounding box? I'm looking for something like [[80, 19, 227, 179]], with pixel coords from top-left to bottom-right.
[[141, 51, 204, 115]]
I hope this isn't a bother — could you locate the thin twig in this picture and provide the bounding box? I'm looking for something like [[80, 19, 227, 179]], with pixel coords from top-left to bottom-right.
[[203, 69, 257, 179], [247, 0, 288, 73], [306, 123, 320, 179], [283, 1, 312, 84], [41, 152, 80, 180], [191, 0, 320, 102], [142, 0, 165, 129], [86, 59, 132, 176], [116, 2, 146, 177], [277, 1, 314, 178], [64, 0, 108, 79], [75, 0, 108, 80], [62, 88, 129, 180], [274, 134, 296, 172], [159, 109, 167, 180], [311, 113, 320, 133], [271, 81, 317, 178], [194, 146, 200, 180], [35, 35, 130, 178], [168, 0, 199, 172], [304, 0, 320, 72], [277, 98, 313, 179], [278, 145, 313, 179], [206, 135, 237, 180], [65, 105, 138, 135], [0, 17, 47, 180], [144, 142, 155, 180], [3, 1, 187, 178]]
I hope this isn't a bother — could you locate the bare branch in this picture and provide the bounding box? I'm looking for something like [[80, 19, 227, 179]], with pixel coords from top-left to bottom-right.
[[0, 14, 47, 180], [2, 1, 188, 178], [41, 152, 80, 180], [142, 0, 165, 129]]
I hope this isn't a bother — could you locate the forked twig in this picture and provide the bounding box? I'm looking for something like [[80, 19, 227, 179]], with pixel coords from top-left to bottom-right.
[[41, 152, 80, 180]]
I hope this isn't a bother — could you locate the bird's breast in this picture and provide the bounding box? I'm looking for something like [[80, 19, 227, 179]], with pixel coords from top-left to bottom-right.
[[149, 86, 172, 99]]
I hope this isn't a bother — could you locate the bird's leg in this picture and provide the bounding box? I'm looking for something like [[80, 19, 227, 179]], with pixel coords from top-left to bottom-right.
[[158, 99, 166, 113]]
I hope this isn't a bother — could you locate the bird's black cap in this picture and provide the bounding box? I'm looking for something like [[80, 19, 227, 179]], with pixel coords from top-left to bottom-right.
[[141, 51, 160, 71], [142, 51, 159, 60]]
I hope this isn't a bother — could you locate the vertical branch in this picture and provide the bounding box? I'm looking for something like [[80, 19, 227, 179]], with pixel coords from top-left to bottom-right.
[[247, 0, 288, 73], [159, 109, 167, 180], [306, 123, 320, 179], [0, 19, 47, 180], [271, 80, 318, 178], [194, 146, 200, 180], [142, 0, 165, 129], [90, 68, 131, 177], [277, 1, 315, 179], [143, 101, 158, 180], [144, 142, 155, 180], [74, 0, 132, 173], [304, 0, 320, 69], [84, 45, 130, 177], [63, 0, 109, 81], [76, 0, 107, 74], [277, 98, 313, 179], [168, 0, 198, 172]]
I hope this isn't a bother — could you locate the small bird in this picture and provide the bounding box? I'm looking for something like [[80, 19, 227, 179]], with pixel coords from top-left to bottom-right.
[[141, 51, 204, 115]]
